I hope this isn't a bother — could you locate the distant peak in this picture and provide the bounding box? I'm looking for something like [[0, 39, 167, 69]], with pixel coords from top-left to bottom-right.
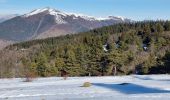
[[34, 7, 59, 12], [108, 16, 126, 21], [23, 7, 68, 24], [42, 7, 61, 13], [24, 7, 63, 17]]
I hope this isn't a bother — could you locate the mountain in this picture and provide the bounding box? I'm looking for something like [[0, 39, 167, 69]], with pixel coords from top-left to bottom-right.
[[0, 7, 131, 42], [0, 14, 18, 23]]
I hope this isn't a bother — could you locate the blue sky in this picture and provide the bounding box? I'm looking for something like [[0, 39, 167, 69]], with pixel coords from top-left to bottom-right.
[[0, 0, 169, 21]]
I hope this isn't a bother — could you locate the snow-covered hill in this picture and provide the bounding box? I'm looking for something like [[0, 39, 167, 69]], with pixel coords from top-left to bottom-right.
[[1, 75, 170, 100]]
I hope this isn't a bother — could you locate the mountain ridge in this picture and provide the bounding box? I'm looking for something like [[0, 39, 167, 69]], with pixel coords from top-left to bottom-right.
[[23, 7, 129, 22], [0, 14, 18, 23], [0, 7, 131, 49]]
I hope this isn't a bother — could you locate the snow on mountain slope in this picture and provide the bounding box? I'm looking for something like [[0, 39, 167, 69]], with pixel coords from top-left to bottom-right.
[[24, 7, 68, 17], [23, 7, 128, 23], [24, 7, 96, 24], [24, 7, 68, 24], [0, 75, 170, 100]]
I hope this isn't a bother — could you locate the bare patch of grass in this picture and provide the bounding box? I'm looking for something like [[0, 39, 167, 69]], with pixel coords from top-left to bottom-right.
[[23, 72, 36, 82], [82, 82, 92, 87]]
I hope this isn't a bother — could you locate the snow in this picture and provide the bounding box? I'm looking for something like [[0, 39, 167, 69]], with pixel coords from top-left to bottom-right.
[[0, 75, 170, 100], [68, 13, 97, 21], [24, 7, 67, 24], [47, 8, 68, 24], [68, 13, 126, 21], [97, 16, 125, 21], [116, 16, 126, 21], [103, 44, 108, 52], [24, 8, 50, 17], [23, 7, 127, 24]]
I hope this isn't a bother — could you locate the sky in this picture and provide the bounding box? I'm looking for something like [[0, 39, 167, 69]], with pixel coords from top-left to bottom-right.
[[0, 0, 169, 21]]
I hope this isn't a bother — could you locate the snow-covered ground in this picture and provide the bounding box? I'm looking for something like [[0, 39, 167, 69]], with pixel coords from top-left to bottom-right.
[[1, 75, 170, 100]]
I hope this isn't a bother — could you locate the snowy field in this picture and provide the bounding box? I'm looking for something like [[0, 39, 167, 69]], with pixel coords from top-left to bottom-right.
[[1, 75, 170, 100]]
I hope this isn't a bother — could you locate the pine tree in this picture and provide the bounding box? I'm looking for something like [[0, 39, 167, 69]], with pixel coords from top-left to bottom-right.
[[164, 21, 170, 31], [156, 23, 164, 33]]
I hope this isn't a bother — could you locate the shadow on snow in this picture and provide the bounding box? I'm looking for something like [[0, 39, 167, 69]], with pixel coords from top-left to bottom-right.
[[134, 76, 170, 81], [92, 83, 170, 94]]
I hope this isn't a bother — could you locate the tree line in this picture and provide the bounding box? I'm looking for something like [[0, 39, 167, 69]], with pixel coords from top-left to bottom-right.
[[0, 20, 170, 78]]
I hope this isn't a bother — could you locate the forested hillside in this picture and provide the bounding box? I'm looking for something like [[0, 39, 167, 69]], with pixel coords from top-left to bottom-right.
[[0, 21, 170, 78]]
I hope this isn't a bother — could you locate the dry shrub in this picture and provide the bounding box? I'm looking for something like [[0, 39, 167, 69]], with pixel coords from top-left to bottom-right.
[[82, 82, 92, 87], [61, 70, 68, 80], [23, 71, 37, 82]]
